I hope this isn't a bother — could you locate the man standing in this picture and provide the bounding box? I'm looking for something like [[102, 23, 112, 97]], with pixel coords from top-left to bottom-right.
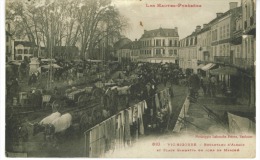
[[210, 75, 217, 97]]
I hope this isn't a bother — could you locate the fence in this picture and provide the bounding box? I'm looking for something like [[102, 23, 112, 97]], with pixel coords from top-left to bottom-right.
[[83, 86, 180, 157]]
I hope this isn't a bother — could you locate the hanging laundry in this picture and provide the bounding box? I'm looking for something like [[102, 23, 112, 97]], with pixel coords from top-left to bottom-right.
[[155, 93, 160, 110], [128, 107, 133, 125], [124, 110, 131, 144], [120, 110, 125, 126], [143, 100, 148, 109], [133, 105, 138, 122], [168, 97, 173, 114], [139, 117, 145, 135]]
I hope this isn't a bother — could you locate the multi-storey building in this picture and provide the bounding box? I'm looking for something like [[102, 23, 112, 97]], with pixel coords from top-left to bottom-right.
[[131, 40, 141, 62], [197, 24, 212, 63], [238, 0, 255, 107], [13, 41, 36, 61], [209, 3, 241, 66], [195, 1, 255, 108], [116, 39, 141, 63], [138, 27, 179, 63], [116, 42, 132, 63], [114, 36, 132, 62], [179, 26, 201, 74]]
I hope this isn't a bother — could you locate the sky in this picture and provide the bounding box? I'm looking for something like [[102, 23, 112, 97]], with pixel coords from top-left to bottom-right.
[[112, 0, 241, 40]]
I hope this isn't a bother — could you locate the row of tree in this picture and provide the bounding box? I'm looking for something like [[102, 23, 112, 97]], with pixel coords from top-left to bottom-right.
[[6, 0, 128, 59]]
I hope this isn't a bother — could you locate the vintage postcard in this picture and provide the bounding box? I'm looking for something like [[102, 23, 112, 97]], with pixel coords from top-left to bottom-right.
[[4, 0, 256, 158]]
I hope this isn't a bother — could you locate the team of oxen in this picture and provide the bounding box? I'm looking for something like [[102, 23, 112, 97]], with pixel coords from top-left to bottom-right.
[[28, 112, 74, 146]]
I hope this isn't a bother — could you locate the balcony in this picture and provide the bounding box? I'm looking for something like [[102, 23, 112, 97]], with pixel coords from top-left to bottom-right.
[[214, 56, 232, 64]]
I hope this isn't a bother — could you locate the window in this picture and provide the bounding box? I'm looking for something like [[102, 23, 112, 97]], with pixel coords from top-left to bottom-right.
[[226, 44, 230, 55], [220, 45, 223, 56], [156, 49, 161, 55], [227, 24, 230, 38], [6, 46, 8, 53], [6, 36, 9, 42], [236, 46, 240, 57], [156, 39, 161, 46], [169, 49, 173, 56], [223, 26, 226, 39], [223, 44, 226, 55], [169, 40, 172, 46], [163, 40, 165, 46], [175, 40, 177, 46], [174, 49, 177, 55], [24, 49, 28, 54], [220, 27, 222, 40], [163, 49, 165, 54], [212, 29, 218, 41], [18, 49, 22, 54]]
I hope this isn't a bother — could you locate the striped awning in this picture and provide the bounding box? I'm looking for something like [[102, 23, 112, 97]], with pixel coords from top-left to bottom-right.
[[210, 66, 238, 75], [201, 63, 216, 71], [197, 64, 205, 69]]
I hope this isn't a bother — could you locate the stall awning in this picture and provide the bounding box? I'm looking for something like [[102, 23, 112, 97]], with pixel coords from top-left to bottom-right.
[[210, 66, 238, 75], [41, 64, 62, 69], [197, 64, 205, 69], [201, 63, 216, 71]]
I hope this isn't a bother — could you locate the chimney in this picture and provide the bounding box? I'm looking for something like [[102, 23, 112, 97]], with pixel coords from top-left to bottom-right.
[[135, 39, 137, 41], [144, 30, 147, 33], [174, 27, 178, 33], [229, 2, 238, 10], [195, 25, 201, 32], [203, 24, 208, 28], [216, 12, 223, 18]]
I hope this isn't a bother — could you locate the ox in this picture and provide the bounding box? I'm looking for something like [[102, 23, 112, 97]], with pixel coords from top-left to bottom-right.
[[50, 113, 72, 133], [30, 112, 61, 136], [110, 85, 131, 96]]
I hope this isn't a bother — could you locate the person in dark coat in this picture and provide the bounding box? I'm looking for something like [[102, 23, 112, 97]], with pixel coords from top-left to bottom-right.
[[9, 78, 20, 104]]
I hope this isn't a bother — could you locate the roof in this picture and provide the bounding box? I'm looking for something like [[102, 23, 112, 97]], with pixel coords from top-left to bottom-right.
[[208, 6, 242, 25], [114, 37, 132, 49], [140, 28, 179, 38], [119, 40, 141, 50], [197, 26, 211, 34], [14, 41, 36, 47], [131, 40, 141, 49], [121, 42, 132, 49]]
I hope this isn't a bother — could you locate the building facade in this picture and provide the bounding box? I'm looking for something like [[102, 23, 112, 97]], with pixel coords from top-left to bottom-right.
[[13, 41, 36, 61], [238, 0, 256, 107], [193, 1, 255, 108], [197, 24, 212, 63], [179, 26, 201, 74], [138, 27, 179, 63]]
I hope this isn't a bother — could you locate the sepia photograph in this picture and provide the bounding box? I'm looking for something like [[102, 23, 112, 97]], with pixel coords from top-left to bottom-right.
[[3, 0, 257, 158]]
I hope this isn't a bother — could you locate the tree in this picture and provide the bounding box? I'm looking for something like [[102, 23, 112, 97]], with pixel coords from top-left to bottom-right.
[[6, 0, 129, 60]]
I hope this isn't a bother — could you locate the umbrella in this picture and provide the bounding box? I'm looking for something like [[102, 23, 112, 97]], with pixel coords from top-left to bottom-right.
[[41, 64, 62, 69], [8, 61, 21, 65], [173, 69, 179, 72], [210, 66, 238, 75]]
